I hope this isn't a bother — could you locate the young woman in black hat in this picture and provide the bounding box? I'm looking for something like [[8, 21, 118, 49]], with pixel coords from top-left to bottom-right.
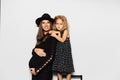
[[29, 13, 57, 80]]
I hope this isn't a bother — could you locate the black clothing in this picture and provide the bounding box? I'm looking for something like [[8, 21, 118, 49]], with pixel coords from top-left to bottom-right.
[[52, 30, 75, 73], [29, 35, 57, 80]]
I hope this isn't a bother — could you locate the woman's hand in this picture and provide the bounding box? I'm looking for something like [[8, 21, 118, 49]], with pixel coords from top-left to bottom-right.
[[40, 51, 46, 57], [34, 48, 46, 57]]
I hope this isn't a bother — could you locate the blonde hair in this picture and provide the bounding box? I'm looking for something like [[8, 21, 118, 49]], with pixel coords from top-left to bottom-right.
[[53, 15, 69, 31]]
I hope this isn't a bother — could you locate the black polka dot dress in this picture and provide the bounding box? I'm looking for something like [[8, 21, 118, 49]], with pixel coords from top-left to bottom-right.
[[52, 30, 75, 73]]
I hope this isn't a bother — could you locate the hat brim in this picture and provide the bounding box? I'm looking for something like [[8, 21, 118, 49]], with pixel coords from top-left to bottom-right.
[[35, 17, 54, 27]]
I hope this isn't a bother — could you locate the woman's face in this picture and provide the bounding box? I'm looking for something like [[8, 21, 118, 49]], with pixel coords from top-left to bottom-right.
[[55, 19, 64, 31], [41, 20, 51, 31]]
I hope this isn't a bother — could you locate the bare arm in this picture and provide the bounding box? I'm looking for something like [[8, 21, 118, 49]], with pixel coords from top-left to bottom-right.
[[51, 30, 68, 43], [49, 30, 61, 37]]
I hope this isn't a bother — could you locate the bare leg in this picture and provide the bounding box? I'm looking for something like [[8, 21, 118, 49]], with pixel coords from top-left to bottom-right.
[[66, 73, 71, 80], [30, 68, 37, 76], [57, 73, 62, 80]]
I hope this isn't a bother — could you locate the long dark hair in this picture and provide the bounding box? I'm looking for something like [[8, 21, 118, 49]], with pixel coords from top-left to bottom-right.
[[36, 21, 52, 46]]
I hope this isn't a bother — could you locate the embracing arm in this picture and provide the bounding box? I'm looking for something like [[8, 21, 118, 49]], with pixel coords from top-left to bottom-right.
[[50, 37, 57, 55], [32, 45, 46, 57], [51, 30, 68, 43]]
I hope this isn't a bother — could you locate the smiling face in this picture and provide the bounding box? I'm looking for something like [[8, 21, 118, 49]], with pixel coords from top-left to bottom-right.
[[55, 18, 64, 31], [41, 20, 51, 31]]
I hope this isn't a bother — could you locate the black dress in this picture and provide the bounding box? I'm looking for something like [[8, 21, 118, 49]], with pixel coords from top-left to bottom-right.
[[52, 30, 75, 73], [29, 35, 57, 80]]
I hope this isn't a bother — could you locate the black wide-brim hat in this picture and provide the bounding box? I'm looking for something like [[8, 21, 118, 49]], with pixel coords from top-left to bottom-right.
[[35, 13, 54, 27]]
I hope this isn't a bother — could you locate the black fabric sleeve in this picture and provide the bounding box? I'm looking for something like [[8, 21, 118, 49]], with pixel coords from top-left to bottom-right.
[[50, 37, 57, 55], [32, 48, 36, 56], [31, 44, 40, 56]]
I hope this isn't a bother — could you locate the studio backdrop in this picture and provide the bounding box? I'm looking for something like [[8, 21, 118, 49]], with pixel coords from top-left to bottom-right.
[[1, 0, 120, 80]]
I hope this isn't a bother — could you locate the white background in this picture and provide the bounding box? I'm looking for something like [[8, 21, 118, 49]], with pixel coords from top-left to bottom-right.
[[1, 0, 120, 80]]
